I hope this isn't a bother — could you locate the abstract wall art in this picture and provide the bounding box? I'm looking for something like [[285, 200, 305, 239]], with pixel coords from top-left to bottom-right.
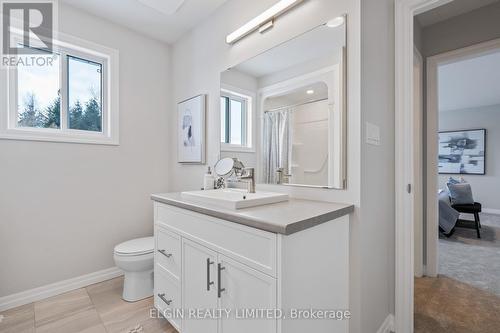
[[177, 94, 206, 163], [438, 129, 486, 175]]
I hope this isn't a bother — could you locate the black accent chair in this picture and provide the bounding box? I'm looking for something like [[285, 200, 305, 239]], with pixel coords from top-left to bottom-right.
[[451, 202, 482, 238]]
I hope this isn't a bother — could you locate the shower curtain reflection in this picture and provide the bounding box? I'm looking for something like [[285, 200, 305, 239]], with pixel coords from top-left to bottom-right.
[[262, 109, 292, 184]]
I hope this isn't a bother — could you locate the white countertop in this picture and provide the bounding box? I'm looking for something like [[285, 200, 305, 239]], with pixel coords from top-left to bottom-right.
[[151, 192, 354, 235]]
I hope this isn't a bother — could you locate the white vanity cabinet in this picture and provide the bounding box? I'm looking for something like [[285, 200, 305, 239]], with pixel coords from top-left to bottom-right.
[[153, 200, 350, 333]]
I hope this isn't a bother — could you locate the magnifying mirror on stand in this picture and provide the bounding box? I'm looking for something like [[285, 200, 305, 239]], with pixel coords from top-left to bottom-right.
[[213, 157, 250, 190], [214, 157, 245, 177]]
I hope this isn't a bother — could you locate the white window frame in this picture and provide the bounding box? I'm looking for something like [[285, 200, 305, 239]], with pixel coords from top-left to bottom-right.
[[0, 30, 119, 145], [220, 86, 255, 152]]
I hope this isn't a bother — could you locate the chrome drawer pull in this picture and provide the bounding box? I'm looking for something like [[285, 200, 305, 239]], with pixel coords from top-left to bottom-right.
[[158, 293, 172, 305], [217, 263, 226, 298], [158, 249, 172, 258], [207, 258, 215, 291]]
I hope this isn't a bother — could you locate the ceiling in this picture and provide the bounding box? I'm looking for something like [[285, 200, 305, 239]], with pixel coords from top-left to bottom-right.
[[265, 81, 329, 109], [61, 0, 229, 43], [236, 22, 345, 78], [439, 50, 500, 112], [416, 0, 499, 27]]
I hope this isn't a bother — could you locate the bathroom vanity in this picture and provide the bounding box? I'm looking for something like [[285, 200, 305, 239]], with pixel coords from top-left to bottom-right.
[[151, 192, 353, 333]]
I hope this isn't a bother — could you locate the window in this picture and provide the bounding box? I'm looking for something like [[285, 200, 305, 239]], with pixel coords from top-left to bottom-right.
[[67, 56, 103, 132], [1, 32, 118, 145], [220, 89, 253, 151]]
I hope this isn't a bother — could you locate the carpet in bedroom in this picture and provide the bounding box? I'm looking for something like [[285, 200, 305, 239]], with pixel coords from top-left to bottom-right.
[[439, 213, 500, 296]]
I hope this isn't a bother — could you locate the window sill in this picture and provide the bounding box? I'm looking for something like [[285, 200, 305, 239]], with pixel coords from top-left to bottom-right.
[[220, 144, 255, 153], [0, 128, 119, 146]]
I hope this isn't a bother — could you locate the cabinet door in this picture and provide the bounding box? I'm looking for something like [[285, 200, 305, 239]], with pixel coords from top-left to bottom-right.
[[218, 255, 277, 333], [182, 239, 218, 333]]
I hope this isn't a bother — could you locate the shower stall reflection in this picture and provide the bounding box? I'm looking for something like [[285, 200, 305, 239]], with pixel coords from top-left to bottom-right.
[[262, 83, 330, 186]]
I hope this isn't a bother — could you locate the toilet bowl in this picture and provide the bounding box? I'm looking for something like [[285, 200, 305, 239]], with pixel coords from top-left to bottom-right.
[[114, 237, 154, 302]]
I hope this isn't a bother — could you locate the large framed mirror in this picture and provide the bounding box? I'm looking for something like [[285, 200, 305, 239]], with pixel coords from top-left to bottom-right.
[[219, 15, 347, 189]]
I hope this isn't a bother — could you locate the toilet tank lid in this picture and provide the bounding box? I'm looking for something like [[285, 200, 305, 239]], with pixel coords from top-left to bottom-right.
[[114, 237, 153, 255]]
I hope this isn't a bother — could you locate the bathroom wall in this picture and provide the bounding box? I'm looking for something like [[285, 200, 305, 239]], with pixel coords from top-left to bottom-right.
[[360, 0, 396, 325], [0, 3, 170, 296], [169, 0, 396, 332], [439, 105, 500, 211]]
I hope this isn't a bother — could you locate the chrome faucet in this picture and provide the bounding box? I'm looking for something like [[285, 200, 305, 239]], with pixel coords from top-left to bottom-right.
[[237, 168, 255, 193], [276, 168, 291, 185]]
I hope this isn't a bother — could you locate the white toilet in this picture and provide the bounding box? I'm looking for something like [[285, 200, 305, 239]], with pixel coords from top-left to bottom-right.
[[114, 237, 154, 302]]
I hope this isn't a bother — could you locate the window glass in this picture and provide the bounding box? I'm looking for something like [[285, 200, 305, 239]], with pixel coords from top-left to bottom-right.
[[17, 52, 60, 128], [220, 96, 227, 143], [230, 99, 243, 145], [68, 56, 102, 132]]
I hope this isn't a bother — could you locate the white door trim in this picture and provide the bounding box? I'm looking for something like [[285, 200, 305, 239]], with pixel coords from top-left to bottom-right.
[[413, 46, 424, 278], [425, 37, 500, 277], [394, 0, 452, 332]]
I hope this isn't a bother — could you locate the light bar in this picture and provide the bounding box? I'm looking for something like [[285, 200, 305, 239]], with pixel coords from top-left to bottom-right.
[[226, 0, 303, 44]]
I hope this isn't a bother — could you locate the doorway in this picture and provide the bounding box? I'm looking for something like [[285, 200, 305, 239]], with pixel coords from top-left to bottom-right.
[[395, 0, 500, 332]]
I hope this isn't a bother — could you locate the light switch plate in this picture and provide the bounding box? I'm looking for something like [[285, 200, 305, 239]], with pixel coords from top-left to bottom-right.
[[366, 122, 381, 146]]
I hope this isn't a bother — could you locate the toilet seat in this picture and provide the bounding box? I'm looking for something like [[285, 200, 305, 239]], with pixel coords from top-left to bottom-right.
[[114, 237, 153, 256]]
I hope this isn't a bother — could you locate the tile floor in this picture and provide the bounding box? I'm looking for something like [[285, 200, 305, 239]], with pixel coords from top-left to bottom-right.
[[0, 277, 177, 333]]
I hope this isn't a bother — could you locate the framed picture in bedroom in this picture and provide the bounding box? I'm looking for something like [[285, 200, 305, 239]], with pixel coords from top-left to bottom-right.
[[438, 129, 486, 175], [177, 94, 206, 164]]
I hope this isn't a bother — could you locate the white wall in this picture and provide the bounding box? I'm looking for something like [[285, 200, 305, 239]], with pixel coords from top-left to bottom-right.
[[439, 105, 500, 211], [0, 3, 170, 296], [360, 0, 396, 325], [169, 0, 395, 332]]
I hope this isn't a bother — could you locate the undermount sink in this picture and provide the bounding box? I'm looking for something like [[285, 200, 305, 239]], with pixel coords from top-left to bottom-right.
[[181, 189, 289, 210]]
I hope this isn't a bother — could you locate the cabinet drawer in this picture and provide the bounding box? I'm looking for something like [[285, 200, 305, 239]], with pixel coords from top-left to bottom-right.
[[154, 264, 181, 331], [156, 203, 277, 277], [155, 226, 181, 281]]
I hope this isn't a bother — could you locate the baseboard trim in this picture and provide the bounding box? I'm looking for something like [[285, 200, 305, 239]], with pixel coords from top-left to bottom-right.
[[482, 208, 500, 215], [0, 267, 123, 312], [377, 314, 395, 333]]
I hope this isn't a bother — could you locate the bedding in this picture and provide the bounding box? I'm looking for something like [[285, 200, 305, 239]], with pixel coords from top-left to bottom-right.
[[439, 189, 460, 234]]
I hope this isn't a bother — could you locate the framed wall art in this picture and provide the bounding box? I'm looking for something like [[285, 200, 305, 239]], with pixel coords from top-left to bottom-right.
[[177, 94, 206, 164], [438, 129, 486, 175]]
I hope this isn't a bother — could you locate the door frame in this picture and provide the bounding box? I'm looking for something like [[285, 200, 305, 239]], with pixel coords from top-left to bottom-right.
[[413, 46, 424, 278], [394, 0, 453, 332], [425, 37, 500, 277]]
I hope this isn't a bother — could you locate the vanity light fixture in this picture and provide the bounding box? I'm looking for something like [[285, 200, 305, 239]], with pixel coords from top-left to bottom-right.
[[226, 0, 304, 44], [326, 16, 345, 28], [306, 89, 315, 95]]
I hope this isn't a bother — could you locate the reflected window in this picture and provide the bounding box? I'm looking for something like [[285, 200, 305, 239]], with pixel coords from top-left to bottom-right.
[[220, 90, 251, 149]]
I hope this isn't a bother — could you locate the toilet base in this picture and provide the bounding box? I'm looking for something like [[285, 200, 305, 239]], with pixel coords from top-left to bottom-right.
[[122, 269, 154, 302]]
